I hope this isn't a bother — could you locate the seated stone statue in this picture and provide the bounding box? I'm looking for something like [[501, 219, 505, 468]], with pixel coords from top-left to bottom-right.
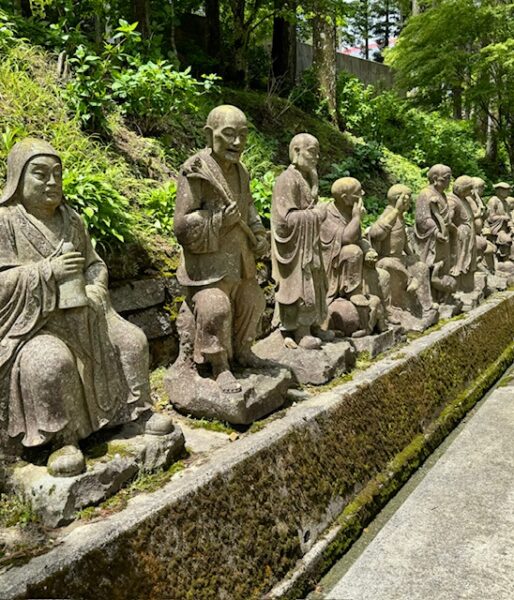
[[320, 177, 388, 337], [369, 184, 438, 331], [485, 182, 514, 261], [173, 105, 269, 394], [414, 164, 459, 313], [0, 138, 172, 477], [271, 133, 332, 349]]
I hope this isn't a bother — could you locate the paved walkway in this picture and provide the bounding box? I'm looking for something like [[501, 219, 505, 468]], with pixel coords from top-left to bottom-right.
[[321, 376, 514, 600]]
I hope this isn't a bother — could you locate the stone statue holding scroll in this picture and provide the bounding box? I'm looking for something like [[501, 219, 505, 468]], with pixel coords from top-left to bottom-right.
[[172, 105, 269, 395], [271, 133, 331, 349], [369, 184, 438, 331], [0, 138, 175, 477], [320, 177, 388, 337]]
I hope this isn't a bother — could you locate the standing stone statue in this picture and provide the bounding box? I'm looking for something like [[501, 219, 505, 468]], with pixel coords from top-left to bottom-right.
[[369, 184, 438, 331], [448, 176, 476, 279], [471, 177, 496, 274], [172, 105, 269, 395], [320, 177, 388, 337], [414, 164, 460, 314], [484, 182, 514, 262], [0, 138, 177, 477], [271, 133, 331, 349]]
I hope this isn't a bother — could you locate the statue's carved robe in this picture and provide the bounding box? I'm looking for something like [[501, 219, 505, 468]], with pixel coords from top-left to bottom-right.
[[174, 149, 266, 362], [414, 186, 451, 269], [448, 193, 476, 276], [0, 204, 149, 450], [319, 202, 363, 305], [485, 196, 513, 259], [370, 206, 434, 316], [271, 165, 327, 330]]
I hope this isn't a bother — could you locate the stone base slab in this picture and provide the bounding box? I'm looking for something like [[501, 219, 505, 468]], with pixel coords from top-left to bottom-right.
[[253, 330, 356, 385], [352, 327, 404, 359], [8, 427, 184, 528], [165, 361, 293, 425]]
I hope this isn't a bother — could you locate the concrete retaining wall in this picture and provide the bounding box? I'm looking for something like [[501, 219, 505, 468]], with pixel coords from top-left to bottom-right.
[[296, 42, 394, 88], [1, 293, 513, 600]]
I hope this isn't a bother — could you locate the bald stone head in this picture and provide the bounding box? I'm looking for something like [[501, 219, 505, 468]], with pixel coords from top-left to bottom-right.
[[387, 184, 412, 213], [331, 177, 363, 208], [427, 164, 452, 192], [453, 175, 474, 199], [204, 105, 248, 165], [289, 133, 319, 172], [471, 177, 485, 196]]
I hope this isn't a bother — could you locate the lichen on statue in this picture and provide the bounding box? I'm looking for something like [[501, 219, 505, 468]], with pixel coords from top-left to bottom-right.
[[0, 138, 167, 477]]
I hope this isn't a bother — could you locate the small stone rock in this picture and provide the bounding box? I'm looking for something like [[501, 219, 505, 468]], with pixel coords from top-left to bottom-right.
[[110, 278, 165, 313]]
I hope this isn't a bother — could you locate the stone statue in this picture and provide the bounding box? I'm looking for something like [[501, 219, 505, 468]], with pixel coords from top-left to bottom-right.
[[485, 182, 514, 262], [414, 164, 460, 314], [319, 177, 388, 338], [271, 133, 331, 349], [369, 184, 438, 331], [448, 176, 476, 279], [471, 177, 496, 274], [0, 138, 175, 478], [172, 105, 269, 395]]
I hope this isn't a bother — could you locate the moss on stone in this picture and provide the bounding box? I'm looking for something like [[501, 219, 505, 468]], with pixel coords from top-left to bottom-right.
[[22, 296, 514, 600]]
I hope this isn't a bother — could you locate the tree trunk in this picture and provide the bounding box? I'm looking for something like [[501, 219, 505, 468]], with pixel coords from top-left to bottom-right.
[[452, 84, 463, 120], [227, 0, 247, 84], [205, 0, 221, 69], [412, 0, 420, 16], [312, 13, 339, 128], [133, 0, 151, 40], [270, 0, 297, 93], [17, 0, 31, 18]]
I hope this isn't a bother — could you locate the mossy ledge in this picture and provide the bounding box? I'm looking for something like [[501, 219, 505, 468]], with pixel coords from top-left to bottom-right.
[[1, 293, 514, 600]]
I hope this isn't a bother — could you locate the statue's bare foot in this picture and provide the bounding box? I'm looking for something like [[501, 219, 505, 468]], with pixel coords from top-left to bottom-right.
[[47, 445, 85, 478], [351, 329, 368, 339], [235, 349, 270, 369], [297, 335, 322, 349], [216, 370, 242, 394], [406, 279, 419, 293], [284, 336, 298, 349], [145, 412, 175, 436]]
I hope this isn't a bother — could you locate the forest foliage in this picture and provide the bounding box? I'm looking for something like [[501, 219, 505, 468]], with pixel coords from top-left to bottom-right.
[[0, 0, 512, 257]]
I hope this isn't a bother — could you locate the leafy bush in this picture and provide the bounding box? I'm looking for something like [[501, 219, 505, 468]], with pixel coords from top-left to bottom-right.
[[334, 73, 485, 177], [63, 170, 133, 247], [250, 170, 277, 223], [139, 180, 176, 234], [66, 20, 219, 133]]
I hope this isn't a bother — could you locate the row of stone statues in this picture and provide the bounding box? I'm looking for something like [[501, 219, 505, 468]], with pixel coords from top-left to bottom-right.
[[1, 105, 513, 485]]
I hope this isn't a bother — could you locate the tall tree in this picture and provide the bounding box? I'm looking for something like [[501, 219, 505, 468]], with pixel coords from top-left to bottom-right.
[[312, 12, 338, 126], [133, 0, 150, 39], [270, 0, 297, 93]]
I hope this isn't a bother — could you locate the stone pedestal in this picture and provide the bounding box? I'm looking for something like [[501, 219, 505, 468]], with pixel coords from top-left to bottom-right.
[[164, 361, 293, 425], [9, 426, 184, 528], [496, 261, 514, 285], [455, 272, 488, 312], [387, 306, 439, 333], [351, 327, 404, 359], [253, 330, 356, 385]]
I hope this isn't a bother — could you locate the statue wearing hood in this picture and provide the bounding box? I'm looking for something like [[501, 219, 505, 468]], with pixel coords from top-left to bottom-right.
[[0, 138, 170, 477]]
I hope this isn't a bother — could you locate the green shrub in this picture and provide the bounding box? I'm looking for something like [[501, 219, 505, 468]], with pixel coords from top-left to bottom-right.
[[63, 170, 133, 247], [66, 20, 219, 133], [139, 180, 176, 234]]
